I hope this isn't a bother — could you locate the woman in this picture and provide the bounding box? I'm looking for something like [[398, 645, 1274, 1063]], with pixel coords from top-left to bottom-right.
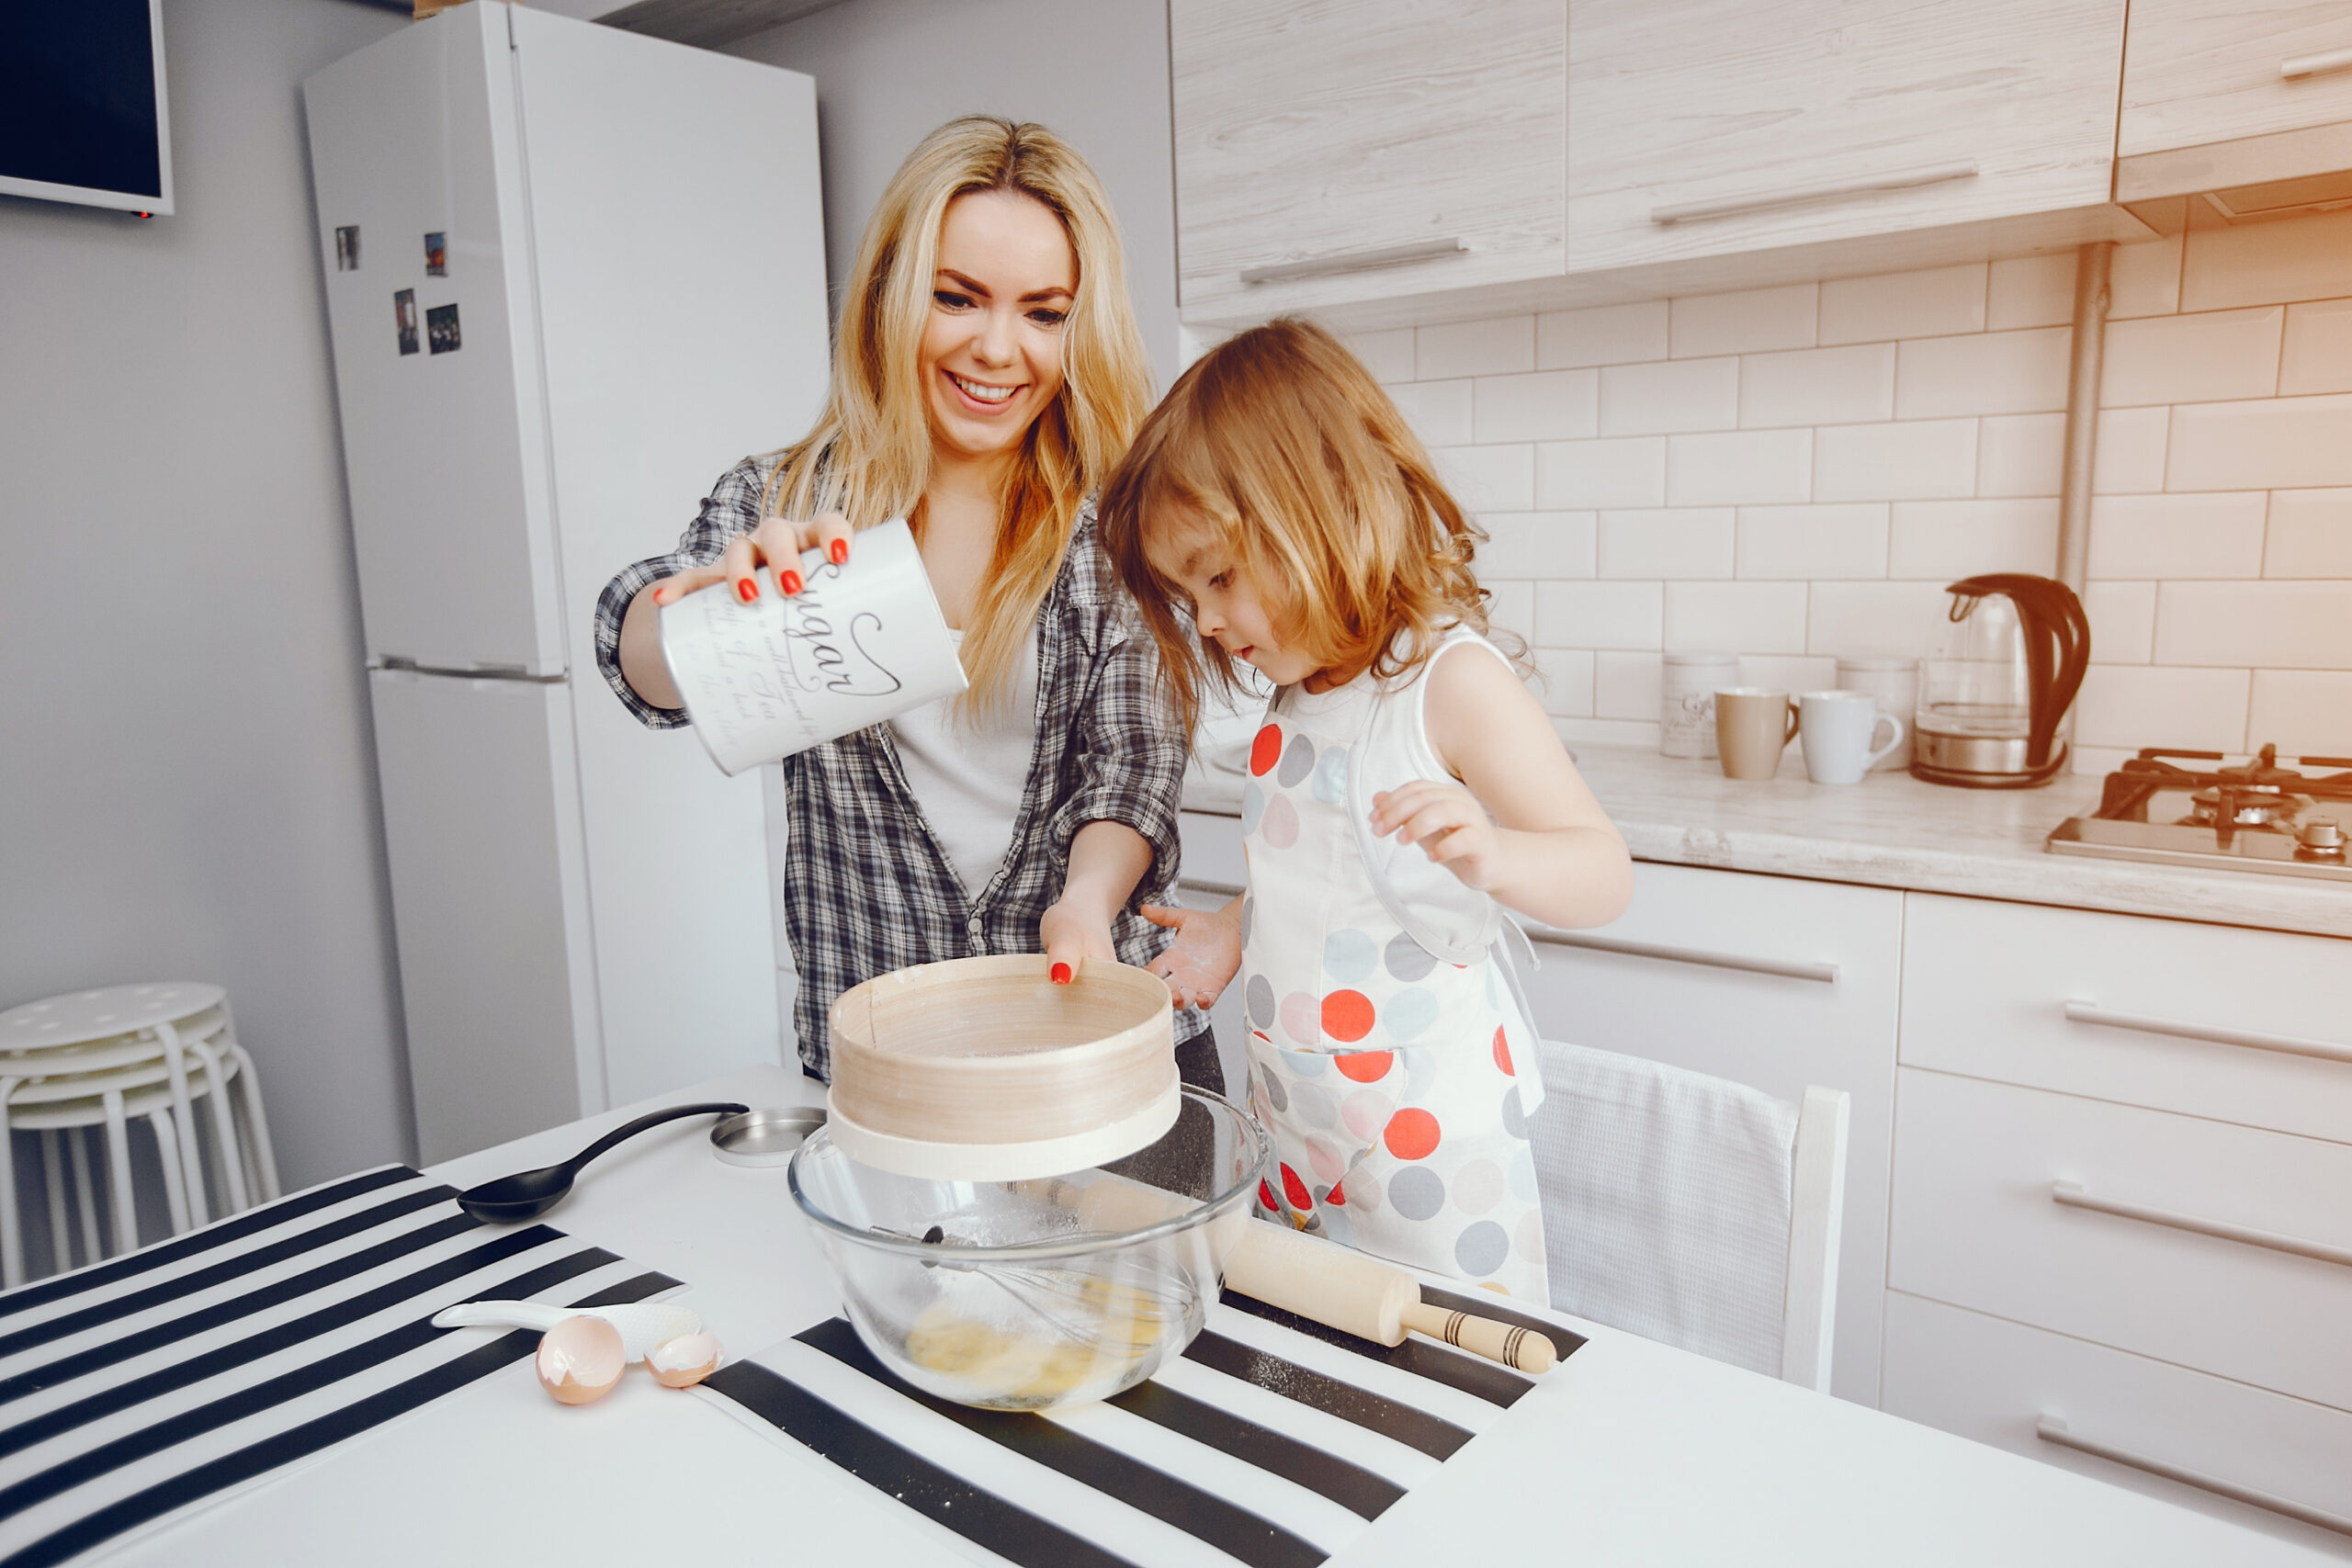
[[594, 117, 1218, 1090]]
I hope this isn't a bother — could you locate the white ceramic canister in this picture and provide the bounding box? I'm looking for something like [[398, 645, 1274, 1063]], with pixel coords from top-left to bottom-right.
[[1660, 652, 1740, 759], [660, 518, 967, 775], [1835, 656, 1918, 773]]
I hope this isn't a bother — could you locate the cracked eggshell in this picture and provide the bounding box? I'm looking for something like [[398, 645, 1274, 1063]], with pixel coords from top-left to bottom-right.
[[537, 1314, 626, 1404], [647, 1330, 723, 1388]]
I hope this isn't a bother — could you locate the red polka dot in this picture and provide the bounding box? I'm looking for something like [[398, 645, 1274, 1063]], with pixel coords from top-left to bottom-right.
[[1334, 1049, 1392, 1083], [1327, 1179, 1347, 1206], [1493, 1026, 1514, 1077], [1249, 725, 1283, 775], [1258, 1179, 1278, 1212], [1280, 1162, 1312, 1211], [1384, 1109, 1441, 1161], [1322, 990, 1375, 1043]]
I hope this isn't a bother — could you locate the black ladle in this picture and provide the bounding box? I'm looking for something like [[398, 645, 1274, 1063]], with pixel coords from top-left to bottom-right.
[[455, 1101, 748, 1223]]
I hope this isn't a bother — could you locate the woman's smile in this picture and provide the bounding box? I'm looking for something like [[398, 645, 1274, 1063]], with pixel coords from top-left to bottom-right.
[[946, 369, 1024, 409]]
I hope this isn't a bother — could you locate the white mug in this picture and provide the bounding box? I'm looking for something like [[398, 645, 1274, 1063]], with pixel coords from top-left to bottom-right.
[[1798, 691, 1905, 785], [659, 519, 967, 775]]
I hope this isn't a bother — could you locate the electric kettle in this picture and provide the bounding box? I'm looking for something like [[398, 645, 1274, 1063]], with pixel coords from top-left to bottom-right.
[[1911, 573, 2089, 788]]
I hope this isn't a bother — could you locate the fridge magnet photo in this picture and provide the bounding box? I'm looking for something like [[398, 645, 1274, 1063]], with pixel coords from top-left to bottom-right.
[[426, 302, 462, 355], [424, 231, 447, 276], [334, 226, 360, 271], [394, 289, 419, 355]]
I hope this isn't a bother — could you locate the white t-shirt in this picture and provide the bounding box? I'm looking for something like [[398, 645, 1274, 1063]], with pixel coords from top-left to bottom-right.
[[889, 629, 1041, 897]]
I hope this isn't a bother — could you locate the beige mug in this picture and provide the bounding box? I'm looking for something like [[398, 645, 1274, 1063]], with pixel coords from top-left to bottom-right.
[[1715, 688, 1798, 780]]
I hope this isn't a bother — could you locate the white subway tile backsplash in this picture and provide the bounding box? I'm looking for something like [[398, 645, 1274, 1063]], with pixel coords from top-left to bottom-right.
[[1986, 254, 2076, 331], [1670, 284, 1818, 357], [1974, 412, 2064, 498], [1815, 419, 1977, 502], [2154, 581, 2352, 669], [1555, 716, 1663, 748], [1474, 369, 1600, 444], [2265, 489, 2352, 578], [2181, 211, 2352, 313], [1895, 327, 2071, 418], [1418, 315, 1534, 379], [1736, 654, 1838, 694], [1599, 356, 1739, 435], [1536, 436, 1666, 509], [2249, 671, 2352, 757], [1530, 649, 1596, 718], [1346, 327, 1419, 383], [2166, 393, 2352, 491], [1479, 513, 1598, 580], [2109, 234, 2183, 320], [1599, 508, 1736, 579], [2084, 581, 2156, 664], [1666, 429, 1812, 505], [2087, 491, 2268, 581], [2095, 405, 2171, 494], [1736, 503, 1889, 579], [2278, 299, 2352, 397], [1432, 443, 1534, 513], [1538, 301, 1670, 369], [1818, 264, 1985, 344], [1806, 580, 1954, 658], [2100, 308, 2283, 408], [1538, 580, 1661, 649], [1663, 581, 1808, 654], [1487, 580, 1535, 642], [1387, 378, 1474, 446], [1595, 650, 1664, 721], [1738, 343, 1895, 429], [1887, 498, 2060, 579], [2074, 665, 2250, 752]]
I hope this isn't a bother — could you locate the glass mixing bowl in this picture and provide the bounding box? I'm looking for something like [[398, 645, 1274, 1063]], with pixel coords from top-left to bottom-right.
[[788, 1087, 1268, 1411]]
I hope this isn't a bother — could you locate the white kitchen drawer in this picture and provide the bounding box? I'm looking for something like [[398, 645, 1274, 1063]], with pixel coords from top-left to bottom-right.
[[1524, 862, 1901, 1405], [2121, 0, 2352, 159], [1890, 1067, 2352, 1414], [1900, 893, 2352, 1146], [1883, 1291, 2352, 1552], [1567, 0, 2129, 272]]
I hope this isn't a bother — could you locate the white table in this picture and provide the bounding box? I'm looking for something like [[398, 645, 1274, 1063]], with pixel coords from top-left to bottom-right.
[[101, 1066, 2334, 1566]]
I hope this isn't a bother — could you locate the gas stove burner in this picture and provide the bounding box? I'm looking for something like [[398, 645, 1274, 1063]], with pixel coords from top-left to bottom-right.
[[2048, 743, 2352, 881]]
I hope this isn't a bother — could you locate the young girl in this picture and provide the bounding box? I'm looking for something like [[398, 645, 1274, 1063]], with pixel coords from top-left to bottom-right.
[[1099, 318, 1634, 1300]]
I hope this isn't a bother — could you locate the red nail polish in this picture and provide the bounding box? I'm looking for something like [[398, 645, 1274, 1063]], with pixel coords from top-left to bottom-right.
[[779, 569, 804, 595], [829, 538, 849, 565], [1050, 963, 1072, 985], [736, 578, 758, 604]]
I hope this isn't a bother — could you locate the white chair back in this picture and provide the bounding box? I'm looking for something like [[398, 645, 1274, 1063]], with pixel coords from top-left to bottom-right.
[[1530, 1039, 1849, 1390]]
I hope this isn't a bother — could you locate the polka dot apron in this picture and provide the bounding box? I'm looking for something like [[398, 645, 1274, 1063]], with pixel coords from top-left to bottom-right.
[[1236, 629, 1548, 1302]]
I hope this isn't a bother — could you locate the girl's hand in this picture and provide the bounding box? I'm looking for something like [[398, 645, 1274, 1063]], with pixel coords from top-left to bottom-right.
[[1139, 902, 1243, 1010], [1371, 782, 1505, 892], [1038, 897, 1118, 988], [650, 511, 854, 607]]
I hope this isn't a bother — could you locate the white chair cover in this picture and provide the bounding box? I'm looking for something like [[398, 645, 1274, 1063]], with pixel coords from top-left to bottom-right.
[[1531, 1039, 1798, 1376]]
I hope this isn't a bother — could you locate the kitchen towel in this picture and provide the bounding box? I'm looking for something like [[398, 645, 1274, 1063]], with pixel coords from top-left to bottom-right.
[[0, 1164, 681, 1568], [697, 1288, 1581, 1568]]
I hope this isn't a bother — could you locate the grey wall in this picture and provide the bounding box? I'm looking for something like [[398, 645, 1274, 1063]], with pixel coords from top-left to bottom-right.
[[0, 0, 415, 1188], [726, 0, 1182, 389]]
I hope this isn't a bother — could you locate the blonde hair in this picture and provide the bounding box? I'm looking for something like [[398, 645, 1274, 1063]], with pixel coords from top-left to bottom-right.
[[1099, 317, 1514, 733], [762, 117, 1154, 716]]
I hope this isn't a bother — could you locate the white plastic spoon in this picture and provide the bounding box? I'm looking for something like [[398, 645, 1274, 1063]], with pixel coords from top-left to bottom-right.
[[432, 1300, 702, 1362]]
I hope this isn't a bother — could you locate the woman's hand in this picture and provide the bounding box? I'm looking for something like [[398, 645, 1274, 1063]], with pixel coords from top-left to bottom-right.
[[1370, 781, 1505, 892], [650, 510, 854, 608], [1139, 901, 1242, 1010], [1039, 820, 1155, 985], [1038, 897, 1119, 987]]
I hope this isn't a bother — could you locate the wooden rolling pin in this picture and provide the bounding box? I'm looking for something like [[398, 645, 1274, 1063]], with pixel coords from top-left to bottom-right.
[[1030, 1177, 1557, 1374]]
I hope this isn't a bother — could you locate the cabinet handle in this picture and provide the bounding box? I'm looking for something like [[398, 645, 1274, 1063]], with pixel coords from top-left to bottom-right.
[[2062, 999, 2352, 1066], [2051, 1180, 2352, 1269], [1239, 237, 1465, 285], [1651, 160, 1978, 226], [1525, 926, 1838, 985], [1178, 877, 1243, 900], [2034, 1416, 2352, 1538], [2281, 47, 2352, 80]]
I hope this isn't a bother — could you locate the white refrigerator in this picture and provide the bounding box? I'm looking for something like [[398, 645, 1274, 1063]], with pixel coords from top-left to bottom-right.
[[304, 3, 826, 1162]]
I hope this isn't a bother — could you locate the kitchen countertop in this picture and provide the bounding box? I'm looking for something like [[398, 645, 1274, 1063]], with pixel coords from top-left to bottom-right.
[[1566, 746, 2352, 941], [100, 1068, 2336, 1566]]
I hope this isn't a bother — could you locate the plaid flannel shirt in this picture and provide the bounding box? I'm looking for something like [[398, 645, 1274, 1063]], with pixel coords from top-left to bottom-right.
[[593, 456, 1199, 1077]]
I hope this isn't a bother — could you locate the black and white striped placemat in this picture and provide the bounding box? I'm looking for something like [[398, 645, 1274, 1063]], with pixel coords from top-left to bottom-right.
[[699, 1285, 1583, 1568], [0, 1163, 682, 1568]]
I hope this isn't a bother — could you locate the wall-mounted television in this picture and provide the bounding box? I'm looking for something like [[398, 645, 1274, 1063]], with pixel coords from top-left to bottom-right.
[[0, 0, 174, 215]]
